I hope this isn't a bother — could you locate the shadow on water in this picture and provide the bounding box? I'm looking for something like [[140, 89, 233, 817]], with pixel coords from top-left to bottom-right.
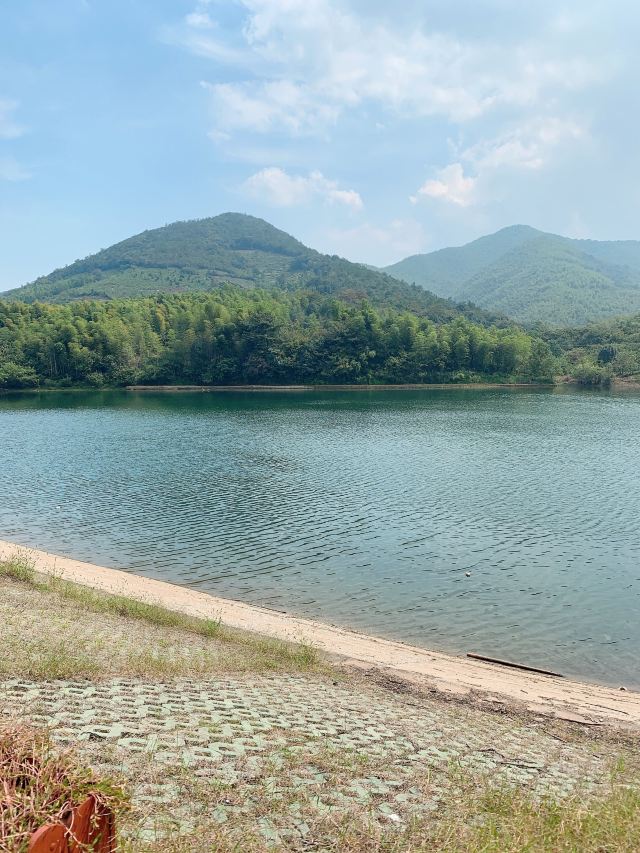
[[0, 382, 623, 409]]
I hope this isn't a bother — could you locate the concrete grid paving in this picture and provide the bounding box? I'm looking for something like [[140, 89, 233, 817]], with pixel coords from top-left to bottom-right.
[[0, 673, 608, 843]]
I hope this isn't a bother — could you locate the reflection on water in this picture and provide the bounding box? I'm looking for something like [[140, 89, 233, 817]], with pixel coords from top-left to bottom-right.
[[1, 387, 639, 688]]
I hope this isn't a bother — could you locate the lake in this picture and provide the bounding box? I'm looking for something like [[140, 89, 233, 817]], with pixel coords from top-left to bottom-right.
[[1, 387, 639, 688]]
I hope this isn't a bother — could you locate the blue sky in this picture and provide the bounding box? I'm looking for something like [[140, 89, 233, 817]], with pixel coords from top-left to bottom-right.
[[1, 0, 639, 290]]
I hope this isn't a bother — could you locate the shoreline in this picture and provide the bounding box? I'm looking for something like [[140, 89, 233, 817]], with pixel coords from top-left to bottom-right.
[[124, 382, 552, 392], [2, 539, 639, 730], [3, 380, 638, 394]]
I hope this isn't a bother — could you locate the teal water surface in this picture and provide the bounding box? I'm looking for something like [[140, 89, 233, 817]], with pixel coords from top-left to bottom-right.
[[1, 387, 639, 688]]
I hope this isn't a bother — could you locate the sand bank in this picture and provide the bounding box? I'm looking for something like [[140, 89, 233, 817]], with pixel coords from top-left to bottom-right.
[[2, 539, 638, 730]]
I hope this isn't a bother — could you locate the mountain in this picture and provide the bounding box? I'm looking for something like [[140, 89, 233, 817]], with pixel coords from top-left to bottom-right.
[[386, 225, 539, 296], [385, 226, 640, 326], [2, 213, 503, 325]]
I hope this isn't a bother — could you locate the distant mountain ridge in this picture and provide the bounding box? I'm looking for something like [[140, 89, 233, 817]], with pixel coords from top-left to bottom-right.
[[384, 225, 640, 326], [3, 213, 504, 326]]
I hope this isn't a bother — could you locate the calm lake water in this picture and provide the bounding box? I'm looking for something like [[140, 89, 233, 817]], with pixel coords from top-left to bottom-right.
[[1, 387, 639, 688]]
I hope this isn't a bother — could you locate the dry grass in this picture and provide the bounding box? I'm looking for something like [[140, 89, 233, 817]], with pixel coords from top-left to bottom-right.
[[2, 722, 638, 852], [126, 787, 640, 852], [0, 556, 324, 680], [116, 751, 640, 853], [0, 723, 126, 853]]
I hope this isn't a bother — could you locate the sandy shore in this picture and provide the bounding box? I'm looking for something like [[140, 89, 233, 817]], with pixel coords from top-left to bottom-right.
[[2, 539, 638, 730]]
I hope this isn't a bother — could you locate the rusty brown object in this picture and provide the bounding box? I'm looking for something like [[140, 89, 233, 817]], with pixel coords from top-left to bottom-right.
[[28, 795, 115, 853], [27, 824, 66, 853]]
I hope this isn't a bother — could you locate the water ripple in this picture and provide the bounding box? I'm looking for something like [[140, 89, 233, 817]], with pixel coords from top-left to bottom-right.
[[1, 387, 640, 688]]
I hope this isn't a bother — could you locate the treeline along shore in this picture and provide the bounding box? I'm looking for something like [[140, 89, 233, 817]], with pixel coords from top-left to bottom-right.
[[0, 288, 555, 389], [2, 287, 639, 390]]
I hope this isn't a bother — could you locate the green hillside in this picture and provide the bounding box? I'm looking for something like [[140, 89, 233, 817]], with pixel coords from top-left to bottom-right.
[[385, 226, 640, 326], [457, 235, 640, 326], [386, 225, 539, 295], [572, 239, 640, 271], [3, 213, 502, 325], [542, 312, 640, 385]]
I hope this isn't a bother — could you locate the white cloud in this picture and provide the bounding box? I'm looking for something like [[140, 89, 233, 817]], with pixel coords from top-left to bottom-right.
[[0, 156, 31, 182], [185, 11, 214, 29], [464, 117, 585, 171], [208, 128, 231, 143], [413, 117, 585, 208], [243, 166, 363, 210], [179, 34, 246, 64], [412, 163, 476, 207], [0, 100, 29, 182], [182, 0, 607, 137], [202, 79, 338, 135], [0, 99, 25, 140], [325, 218, 428, 265], [166, 0, 619, 234], [164, 7, 248, 64]]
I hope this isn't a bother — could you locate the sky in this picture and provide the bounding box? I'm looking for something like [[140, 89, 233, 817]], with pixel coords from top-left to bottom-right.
[[1, 0, 640, 290]]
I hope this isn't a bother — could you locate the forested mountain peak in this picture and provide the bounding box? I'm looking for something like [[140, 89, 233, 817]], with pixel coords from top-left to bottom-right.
[[8, 213, 308, 290], [385, 226, 640, 326], [2, 213, 505, 326], [111, 213, 310, 260]]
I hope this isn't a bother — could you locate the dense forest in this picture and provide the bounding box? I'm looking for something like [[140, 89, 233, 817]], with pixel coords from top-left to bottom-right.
[[386, 225, 640, 326], [542, 313, 640, 385], [0, 289, 555, 389]]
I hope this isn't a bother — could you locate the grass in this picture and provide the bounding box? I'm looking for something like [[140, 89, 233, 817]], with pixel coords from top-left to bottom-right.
[[0, 723, 127, 853], [115, 751, 640, 852], [1, 555, 37, 585], [0, 555, 222, 637], [0, 555, 324, 680], [133, 783, 640, 852], [2, 727, 637, 852], [48, 575, 224, 638]]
